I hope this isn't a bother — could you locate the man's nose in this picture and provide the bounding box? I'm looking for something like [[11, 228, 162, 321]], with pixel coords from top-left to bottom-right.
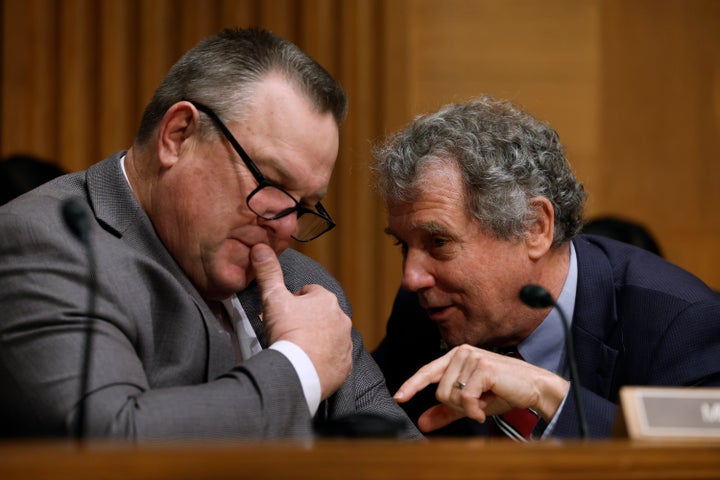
[[401, 250, 435, 292], [257, 212, 298, 239]]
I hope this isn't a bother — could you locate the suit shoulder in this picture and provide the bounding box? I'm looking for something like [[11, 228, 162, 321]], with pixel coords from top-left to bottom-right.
[[576, 234, 717, 303], [278, 248, 351, 314]]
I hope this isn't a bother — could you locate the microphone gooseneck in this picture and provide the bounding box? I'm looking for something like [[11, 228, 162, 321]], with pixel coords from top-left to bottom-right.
[[519, 283, 590, 439], [61, 198, 97, 442]]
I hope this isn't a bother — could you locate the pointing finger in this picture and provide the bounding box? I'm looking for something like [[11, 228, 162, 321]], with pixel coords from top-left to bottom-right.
[[393, 352, 453, 403]]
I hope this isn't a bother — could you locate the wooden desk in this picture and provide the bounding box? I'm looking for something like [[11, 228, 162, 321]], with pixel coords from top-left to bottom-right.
[[2, 439, 719, 479]]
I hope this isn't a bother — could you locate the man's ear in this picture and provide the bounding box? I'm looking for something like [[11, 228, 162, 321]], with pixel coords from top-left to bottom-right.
[[525, 196, 555, 261], [157, 101, 200, 168]]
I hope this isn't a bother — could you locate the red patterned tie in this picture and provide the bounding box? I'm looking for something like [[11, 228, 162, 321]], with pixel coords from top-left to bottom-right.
[[489, 348, 539, 441]]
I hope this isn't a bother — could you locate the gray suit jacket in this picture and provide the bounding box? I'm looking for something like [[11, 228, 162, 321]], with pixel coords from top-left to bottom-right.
[[0, 151, 420, 440]]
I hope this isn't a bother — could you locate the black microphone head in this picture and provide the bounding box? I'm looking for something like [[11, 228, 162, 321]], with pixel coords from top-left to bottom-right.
[[519, 284, 555, 309], [61, 197, 90, 244]]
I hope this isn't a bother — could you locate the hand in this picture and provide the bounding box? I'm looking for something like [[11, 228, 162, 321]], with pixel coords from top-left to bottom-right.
[[393, 344, 569, 432], [250, 243, 352, 400]]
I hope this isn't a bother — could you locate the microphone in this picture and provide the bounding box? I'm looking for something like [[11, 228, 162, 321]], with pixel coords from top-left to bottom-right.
[[519, 284, 590, 439], [61, 198, 97, 441]]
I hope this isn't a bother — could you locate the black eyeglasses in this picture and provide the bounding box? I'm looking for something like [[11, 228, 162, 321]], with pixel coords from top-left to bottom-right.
[[188, 100, 336, 242]]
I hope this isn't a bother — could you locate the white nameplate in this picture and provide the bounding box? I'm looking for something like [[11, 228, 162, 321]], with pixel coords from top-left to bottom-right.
[[618, 386, 720, 440]]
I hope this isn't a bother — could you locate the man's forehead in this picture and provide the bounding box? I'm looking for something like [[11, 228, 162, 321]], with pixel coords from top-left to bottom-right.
[[386, 215, 454, 237]]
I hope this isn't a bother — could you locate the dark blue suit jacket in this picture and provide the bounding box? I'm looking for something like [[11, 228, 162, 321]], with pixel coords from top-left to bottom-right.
[[373, 235, 720, 438]]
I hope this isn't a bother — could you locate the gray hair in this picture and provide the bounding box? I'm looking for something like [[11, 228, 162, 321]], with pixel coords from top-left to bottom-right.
[[136, 28, 347, 144], [372, 96, 585, 246]]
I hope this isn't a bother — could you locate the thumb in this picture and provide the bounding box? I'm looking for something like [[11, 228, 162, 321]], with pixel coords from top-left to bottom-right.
[[417, 404, 465, 432], [250, 243, 289, 303]]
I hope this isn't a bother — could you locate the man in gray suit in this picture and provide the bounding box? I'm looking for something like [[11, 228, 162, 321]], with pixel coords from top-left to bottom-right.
[[0, 28, 420, 440]]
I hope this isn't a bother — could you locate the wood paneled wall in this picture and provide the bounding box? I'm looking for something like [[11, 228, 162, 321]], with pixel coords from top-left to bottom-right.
[[598, 0, 720, 289], [2, 0, 719, 350]]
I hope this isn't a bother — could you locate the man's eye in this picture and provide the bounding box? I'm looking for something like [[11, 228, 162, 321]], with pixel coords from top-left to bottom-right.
[[431, 237, 449, 248], [393, 239, 408, 253]]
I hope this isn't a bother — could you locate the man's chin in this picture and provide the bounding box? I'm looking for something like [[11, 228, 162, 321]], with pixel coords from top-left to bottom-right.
[[437, 327, 463, 349], [212, 269, 253, 297]]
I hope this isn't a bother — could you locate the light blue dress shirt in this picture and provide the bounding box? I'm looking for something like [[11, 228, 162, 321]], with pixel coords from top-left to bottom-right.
[[517, 242, 578, 436]]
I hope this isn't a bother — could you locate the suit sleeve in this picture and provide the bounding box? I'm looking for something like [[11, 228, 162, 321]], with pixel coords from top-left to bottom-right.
[[549, 387, 617, 438], [278, 254, 422, 439], [319, 328, 423, 439]]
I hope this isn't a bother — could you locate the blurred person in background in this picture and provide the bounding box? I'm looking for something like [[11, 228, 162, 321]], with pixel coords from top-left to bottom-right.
[[581, 216, 662, 257], [0, 154, 65, 205]]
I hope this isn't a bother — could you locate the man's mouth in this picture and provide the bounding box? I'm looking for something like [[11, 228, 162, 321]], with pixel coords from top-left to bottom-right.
[[425, 304, 454, 319]]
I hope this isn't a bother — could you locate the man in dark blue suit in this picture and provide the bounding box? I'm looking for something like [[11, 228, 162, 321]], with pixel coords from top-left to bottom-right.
[[371, 96, 720, 439]]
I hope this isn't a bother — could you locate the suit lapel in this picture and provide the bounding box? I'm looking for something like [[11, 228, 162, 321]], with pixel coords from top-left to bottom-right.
[[85, 153, 237, 381], [572, 237, 621, 398]]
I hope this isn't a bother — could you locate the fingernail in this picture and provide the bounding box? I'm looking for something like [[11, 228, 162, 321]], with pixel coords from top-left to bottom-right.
[[393, 391, 405, 401]]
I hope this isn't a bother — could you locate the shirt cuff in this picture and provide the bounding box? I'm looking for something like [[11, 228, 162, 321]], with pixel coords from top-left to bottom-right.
[[538, 382, 570, 439], [269, 340, 321, 416]]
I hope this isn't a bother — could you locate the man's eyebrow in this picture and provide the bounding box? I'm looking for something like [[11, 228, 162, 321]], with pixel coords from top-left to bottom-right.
[[263, 159, 327, 205], [383, 227, 395, 236], [420, 221, 452, 236], [384, 222, 460, 241]]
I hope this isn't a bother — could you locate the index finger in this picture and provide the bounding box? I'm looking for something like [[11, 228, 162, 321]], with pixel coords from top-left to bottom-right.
[[393, 353, 452, 403]]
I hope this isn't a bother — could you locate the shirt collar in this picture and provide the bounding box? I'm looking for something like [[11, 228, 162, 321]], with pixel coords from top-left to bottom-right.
[[119, 154, 130, 184]]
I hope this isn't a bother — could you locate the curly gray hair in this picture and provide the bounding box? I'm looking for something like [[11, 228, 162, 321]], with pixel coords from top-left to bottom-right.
[[372, 96, 585, 247]]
